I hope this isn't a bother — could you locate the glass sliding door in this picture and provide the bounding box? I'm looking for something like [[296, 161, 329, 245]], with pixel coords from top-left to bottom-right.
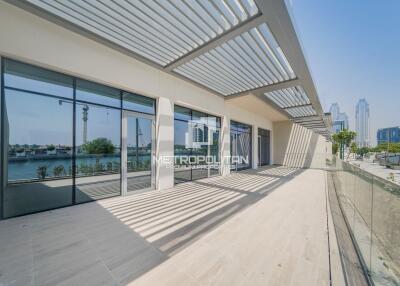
[[122, 111, 155, 193], [2, 59, 74, 218], [191, 110, 209, 181], [258, 128, 270, 166], [1, 58, 156, 218], [174, 117, 191, 183], [174, 106, 221, 184], [209, 116, 221, 177], [258, 135, 262, 166], [230, 121, 252, 171]]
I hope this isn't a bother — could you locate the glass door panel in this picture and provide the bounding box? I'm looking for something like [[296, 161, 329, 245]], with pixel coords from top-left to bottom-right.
[[258, 135, 262, 166], [230, 121, 252, 171], [258, 128, 270, 166], [122, 111, 155, 194]]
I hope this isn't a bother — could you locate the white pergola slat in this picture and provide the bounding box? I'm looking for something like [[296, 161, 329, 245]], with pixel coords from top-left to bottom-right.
[[174, 22, 295, 95], [8, 0, 331, 138], [265, 86, 310, 108], [26, 0, 259, 66]]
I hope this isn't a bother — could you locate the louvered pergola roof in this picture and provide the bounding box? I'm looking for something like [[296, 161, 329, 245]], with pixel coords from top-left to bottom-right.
[[8, 0, 331, 138]]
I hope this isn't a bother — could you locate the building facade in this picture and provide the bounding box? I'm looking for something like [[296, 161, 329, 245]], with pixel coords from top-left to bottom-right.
[[329, 103, 349, 133], [0, 0, 330, 219], [355, 99, 370, 147], [377, 127, 400, 145]]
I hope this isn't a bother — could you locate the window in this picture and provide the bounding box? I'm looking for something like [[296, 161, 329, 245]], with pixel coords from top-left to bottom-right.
[[2, 60, 74, 218], [75, 102, 121, 203], [4, 59, 73, 98], [230, 120, 252, 170], [174, 106, 221, 184], [1, 58, 156, 218], [76, 79, 121, 108], [123, 92, 155, 115]]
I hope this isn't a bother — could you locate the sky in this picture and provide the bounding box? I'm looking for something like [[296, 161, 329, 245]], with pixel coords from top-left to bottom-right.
[[288, 0, 400, 145]]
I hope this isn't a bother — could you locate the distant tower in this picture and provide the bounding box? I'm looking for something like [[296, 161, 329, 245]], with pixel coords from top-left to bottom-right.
[[82, 105, 89, 144], [329, 103, 340, 121], [355, 99, 370, 147], [329, 103, 349, 134]]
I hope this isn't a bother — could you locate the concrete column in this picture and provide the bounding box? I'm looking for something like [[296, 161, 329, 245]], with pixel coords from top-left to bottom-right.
[[252, 124, 258, 169], [221, 115, 231, 176], [155, 97, 174, 190]]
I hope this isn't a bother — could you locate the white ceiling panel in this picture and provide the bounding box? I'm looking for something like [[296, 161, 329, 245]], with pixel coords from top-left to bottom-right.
[[27, 0, 259, 66]]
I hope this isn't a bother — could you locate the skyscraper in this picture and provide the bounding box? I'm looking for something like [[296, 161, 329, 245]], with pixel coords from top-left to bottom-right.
[[355, 99, 370, 147], [329, 103, 340, 123], [329, 103, 349, 133]]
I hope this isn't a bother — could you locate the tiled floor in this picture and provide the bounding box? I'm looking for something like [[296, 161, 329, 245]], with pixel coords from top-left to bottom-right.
[[0, 167, 332, 286]]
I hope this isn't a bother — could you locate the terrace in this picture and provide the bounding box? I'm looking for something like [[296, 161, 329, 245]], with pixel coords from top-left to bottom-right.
[[0, 166, 337, 286], [0, 0, 399, 285]]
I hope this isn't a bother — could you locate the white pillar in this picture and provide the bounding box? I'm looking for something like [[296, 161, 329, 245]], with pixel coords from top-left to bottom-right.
[[270, 129, 274, 165], [155, 97, 174, 190], [252, 124, 258, 169], [221, 115, 231, 176]]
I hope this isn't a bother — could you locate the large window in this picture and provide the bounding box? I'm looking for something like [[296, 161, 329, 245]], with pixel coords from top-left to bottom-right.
[[2, 60, 74, 217], [0, 58, 155, 218], [230, 120, 252, 170], [75, 80, 121, 203], [174, 106, 221, 184]]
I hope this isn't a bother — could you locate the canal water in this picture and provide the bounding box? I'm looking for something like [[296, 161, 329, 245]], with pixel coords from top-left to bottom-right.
[[7, 155, 151, 181]]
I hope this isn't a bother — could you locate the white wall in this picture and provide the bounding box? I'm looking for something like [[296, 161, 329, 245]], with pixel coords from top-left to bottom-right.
[[0, 2, 289, 189], [273, 121, 332, 168]]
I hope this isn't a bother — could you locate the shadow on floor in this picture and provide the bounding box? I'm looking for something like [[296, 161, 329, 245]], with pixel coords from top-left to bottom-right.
[[0, 166, 304, 286]]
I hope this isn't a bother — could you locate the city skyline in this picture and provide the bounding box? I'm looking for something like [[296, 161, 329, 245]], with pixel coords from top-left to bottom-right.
[[290, 0, 400, 146]]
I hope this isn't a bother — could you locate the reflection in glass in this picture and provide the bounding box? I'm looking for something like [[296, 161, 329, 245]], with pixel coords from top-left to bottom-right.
[[174, 120, 191, 183], [1, 58, 158, 218], [174, 105, 191, 121], [75, 104, 121, 203], [231, 120, 252, 170], [4, 59, 73, 98], [76, 79, 120, 108], [123, 92, 155, 115], [174, 106, 221, 184], [210, 127, 221, 176], [3, 90, 73, 217], [126, 116, 153, 191], [258, 128, 270, 166]]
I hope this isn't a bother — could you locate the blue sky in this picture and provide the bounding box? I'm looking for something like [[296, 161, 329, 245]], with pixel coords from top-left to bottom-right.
[[288, 0, 400, 145]]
